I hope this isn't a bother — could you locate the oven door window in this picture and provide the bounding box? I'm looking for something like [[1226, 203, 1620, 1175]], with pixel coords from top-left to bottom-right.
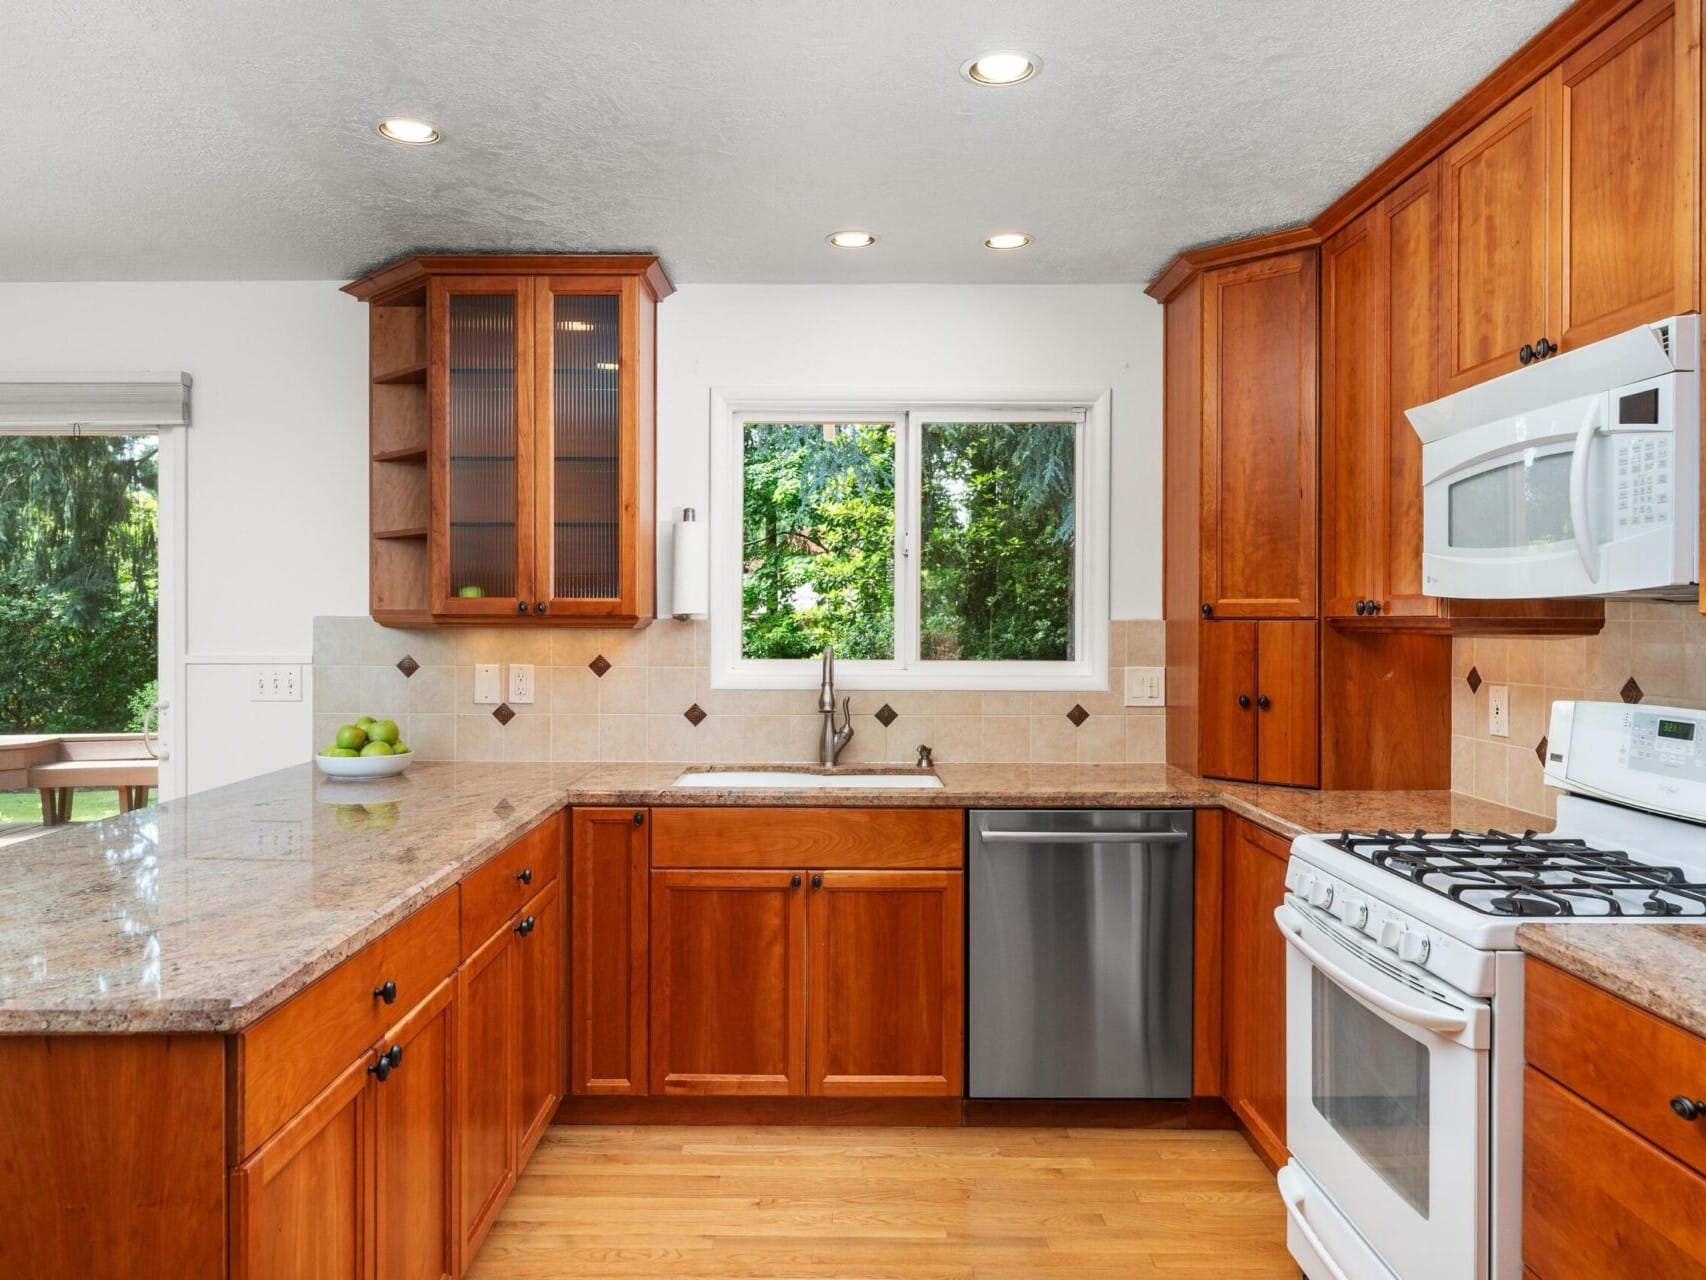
[[1311, 968, 1431, 1215], [1446, 449, 1574, 551]]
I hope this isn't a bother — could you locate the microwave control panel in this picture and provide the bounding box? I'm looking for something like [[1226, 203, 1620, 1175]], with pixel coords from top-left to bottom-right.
[[1614, 434, 1672, 532]]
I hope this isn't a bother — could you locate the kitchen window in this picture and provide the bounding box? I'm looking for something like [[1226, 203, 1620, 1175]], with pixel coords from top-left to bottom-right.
[[709, 395, 1109, 690]]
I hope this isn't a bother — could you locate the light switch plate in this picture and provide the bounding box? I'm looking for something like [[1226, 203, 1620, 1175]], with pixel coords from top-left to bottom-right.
[[508, 663, 535, 704], [1488, 684, 1509, 738], [1124, 666, 1166, 707], [473, 664, 502, 705], [250, 665, 302, 702]]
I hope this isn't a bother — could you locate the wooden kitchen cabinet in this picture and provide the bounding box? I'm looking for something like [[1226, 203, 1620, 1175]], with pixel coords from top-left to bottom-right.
[[373, 979, 458, 1280], [1199, 251, 1319, 619], [1220, 818, 1290, 1172], [1198, 620, 1318, 787], [570, 807, 650, 1095], [344, 255, 672, 628], [649, 869, 809, 1096], [806, 871, 964, 1097], [1441, 0, 1698, 391], [516, 877, 565, 1160]]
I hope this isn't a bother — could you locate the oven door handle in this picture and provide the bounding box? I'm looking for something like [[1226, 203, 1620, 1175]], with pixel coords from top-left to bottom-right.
[[1274, 906, 1471, 1035], [1568, 398, 1604, 584], [1276, 1165, 1356, 1280]]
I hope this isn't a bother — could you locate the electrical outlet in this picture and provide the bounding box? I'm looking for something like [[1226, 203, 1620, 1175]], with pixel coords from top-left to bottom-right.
[[250, 665, 302, 702], [473, 664, 502, 705], [1488, 684, 1509, 738], [509, 663, 535, 704], [1124, 666, 1166, 707]]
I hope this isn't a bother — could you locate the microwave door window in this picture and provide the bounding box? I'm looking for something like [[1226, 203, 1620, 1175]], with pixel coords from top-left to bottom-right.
[[1447, 451, 1575, 551]]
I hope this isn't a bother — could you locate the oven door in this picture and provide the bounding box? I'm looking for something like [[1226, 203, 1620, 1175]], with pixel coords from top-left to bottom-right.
[[1276, 899, 1491, 1280]]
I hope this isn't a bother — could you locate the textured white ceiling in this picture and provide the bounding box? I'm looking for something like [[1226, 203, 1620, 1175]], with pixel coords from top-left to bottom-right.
[[1, 0, 1573, 284]]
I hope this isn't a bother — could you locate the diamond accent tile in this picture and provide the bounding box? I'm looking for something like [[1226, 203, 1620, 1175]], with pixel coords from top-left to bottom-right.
[[1535, 735, 1549, 765], [683, 703, 707, 726], [1465, 666, 1482, 694], [1066, 704, 1090, 727], [1621, 677, 1644, 704], [395, 654, 419, 678], [588, 654, 612, 678], [491, 702, 516, 725], [874, 704, 898, 727]]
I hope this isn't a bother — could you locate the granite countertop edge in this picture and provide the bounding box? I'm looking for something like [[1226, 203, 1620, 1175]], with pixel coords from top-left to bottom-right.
[[1516, 921, 1706, 1041]]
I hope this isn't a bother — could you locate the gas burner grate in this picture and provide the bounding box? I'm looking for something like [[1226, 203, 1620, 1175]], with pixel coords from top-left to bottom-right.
[[1326, 828, 1706, 917]]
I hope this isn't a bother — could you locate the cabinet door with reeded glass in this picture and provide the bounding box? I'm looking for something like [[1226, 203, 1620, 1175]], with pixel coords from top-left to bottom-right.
[[430, 277, 536, 617], [533, 277, 644, 619]]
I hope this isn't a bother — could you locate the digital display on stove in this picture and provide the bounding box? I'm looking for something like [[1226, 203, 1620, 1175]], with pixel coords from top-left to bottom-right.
[[1658, 718, 1696, 742]]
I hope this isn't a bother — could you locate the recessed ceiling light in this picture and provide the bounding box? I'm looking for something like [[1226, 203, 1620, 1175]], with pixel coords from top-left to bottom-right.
[[984, 233, 1033, 251], [826, 230, 876, 249], [962, 52, 1039, 86], [377, 118, 440, 145]]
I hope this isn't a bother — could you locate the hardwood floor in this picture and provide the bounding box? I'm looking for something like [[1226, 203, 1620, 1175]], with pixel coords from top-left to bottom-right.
[[467, 1125, 1296, 1279]]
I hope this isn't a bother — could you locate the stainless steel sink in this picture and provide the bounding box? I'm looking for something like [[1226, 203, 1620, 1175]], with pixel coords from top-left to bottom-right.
[[671, 767, 944, 791]]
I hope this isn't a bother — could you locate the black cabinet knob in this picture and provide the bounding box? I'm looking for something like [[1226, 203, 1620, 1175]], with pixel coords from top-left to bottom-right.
[[1355, 599, 1368, 615], [535, 601, 547, 614], [791, 873, 802, 888], [368, 1057, 391, 1083], [515, 915, 536, 937], [373, 979, 397, 1005], [1672, 1095, 1705, 1122], [1519, 343, 1535, 366], [632, 810, 645, 825], [1200, 603, 1213, 617], [516, 600, 528, 614], [1368, 600, 1382, 615], [1237, 694, 1252, 709], [1534, 336, 1556, 360], [386, 1044, 402, 1069], [1257, 695, 1272, 710], [516, 866, 533, 886], [811, 873, 823, 890]]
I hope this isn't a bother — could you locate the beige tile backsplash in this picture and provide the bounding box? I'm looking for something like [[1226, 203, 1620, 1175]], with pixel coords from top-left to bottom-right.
[[1452, 600, 1706, 817], [312, 617, 1168, 767]]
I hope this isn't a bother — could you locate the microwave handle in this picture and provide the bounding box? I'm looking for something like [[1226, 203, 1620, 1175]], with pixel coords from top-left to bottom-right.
[[1568, 400, 1605, 584]]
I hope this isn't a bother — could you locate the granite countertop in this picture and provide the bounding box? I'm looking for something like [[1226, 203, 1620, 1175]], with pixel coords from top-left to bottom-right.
[[1517, 923, 1706, 1040], [0, 759, 1547, 1036]]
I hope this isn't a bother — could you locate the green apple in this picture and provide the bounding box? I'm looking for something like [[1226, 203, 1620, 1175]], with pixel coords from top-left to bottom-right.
[[356, 715, 377, 729], [359, 740, 393, 757], [391, 741, 410, 755], [335, 723, 368, 750], [456, 585, 486, 598], [368, 719, 400, 746], [324, 746, 360, 758]]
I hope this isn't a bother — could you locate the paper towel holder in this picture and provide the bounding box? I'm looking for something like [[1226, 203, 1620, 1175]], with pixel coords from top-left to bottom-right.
[[671, 507, 709, 620]]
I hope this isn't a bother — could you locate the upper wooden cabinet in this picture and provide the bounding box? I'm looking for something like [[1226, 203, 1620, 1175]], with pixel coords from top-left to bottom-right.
[[1198, 620, 1319, 788], [1441, 0, 1699, 392], [345, 255, 672, 628], [1199, 252, 1319, 619]]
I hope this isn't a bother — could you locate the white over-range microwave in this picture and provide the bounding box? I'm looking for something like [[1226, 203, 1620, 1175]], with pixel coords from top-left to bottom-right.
[[1408, 315, 1700, 599]]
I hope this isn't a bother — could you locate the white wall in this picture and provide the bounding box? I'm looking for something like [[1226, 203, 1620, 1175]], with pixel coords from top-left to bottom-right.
[[656, 284, 1162, 619], [0, 280, 1161, 792]]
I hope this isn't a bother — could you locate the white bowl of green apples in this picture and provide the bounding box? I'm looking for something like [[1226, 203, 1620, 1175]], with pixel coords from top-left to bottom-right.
[[315, 715, 414, 778]]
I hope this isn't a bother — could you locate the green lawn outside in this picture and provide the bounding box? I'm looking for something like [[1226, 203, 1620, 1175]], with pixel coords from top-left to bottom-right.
[[0, 788, 156, 824]]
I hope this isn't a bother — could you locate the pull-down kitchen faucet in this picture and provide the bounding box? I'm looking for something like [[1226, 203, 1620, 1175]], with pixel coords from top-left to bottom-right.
[[818, 644, 854, 766]]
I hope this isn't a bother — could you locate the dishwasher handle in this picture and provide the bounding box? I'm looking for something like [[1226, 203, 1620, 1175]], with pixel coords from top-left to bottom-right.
[[978, 829, 1190, 845]]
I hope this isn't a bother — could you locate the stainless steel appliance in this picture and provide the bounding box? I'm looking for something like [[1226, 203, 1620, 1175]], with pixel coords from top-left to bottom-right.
[[1279, 698, 1706, 1280], [1408, 314, 1699, 599], [968, 809, 1194, 1098]]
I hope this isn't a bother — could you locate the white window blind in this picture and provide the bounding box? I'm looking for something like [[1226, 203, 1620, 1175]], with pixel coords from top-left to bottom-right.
[[0, 372, 192, 431]]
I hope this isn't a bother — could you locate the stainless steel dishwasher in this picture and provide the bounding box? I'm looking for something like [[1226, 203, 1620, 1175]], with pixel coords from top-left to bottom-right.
[[968, 809, 1194, 1098]]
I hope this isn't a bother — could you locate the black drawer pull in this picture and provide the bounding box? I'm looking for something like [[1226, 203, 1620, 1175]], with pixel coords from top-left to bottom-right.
[[516, 866, 533, 886], [1672, 1095, 1704, 1122], [373, 980, 397, 1005]]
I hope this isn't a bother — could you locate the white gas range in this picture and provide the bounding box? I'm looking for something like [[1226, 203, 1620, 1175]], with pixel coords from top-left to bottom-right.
[[1276, 699, 1706, 1280]]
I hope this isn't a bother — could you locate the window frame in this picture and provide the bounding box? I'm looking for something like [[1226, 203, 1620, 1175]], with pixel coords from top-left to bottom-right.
[[709, 390, 1110, 691]]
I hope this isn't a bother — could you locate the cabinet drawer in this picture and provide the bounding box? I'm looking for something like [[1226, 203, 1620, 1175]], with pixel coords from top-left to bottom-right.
[[1525, 959, 1706, 1177], [462, 812, 565, 953], [650, 807, 964, 870], [237, 888, 459, 1158], [1524, 1067, 1706, 1279]]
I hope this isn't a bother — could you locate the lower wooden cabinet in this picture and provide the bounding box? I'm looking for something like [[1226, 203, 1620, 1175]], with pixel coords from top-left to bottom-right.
[[234, 976, 457, 1280], [1220, 818, 1289, 1170], [516, 877, 565, 1158], [569, 807, 650, 1095], [1199, 620, 1319, 787], [647, 865, 967, 1099], [650, 869, 809, 1095]]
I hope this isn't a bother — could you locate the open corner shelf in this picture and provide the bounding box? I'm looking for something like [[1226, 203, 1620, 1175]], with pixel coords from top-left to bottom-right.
[[372, 526, 429, 541], [372, 361, 429, 386], [372, 445, 429, 463]]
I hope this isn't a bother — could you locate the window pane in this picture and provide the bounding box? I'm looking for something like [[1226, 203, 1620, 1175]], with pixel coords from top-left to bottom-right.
[[920, 422, 1075, 661], [741, 422, 895, 660]]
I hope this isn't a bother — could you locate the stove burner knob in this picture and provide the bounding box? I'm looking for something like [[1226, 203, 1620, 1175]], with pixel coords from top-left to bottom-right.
[[1293, 870, 1315, 899], [1378, 919, 1403, 950], [1307, 880, 1334, 910], [1397, 930, 1432, 965], [1344, 898, 1369, 930]]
